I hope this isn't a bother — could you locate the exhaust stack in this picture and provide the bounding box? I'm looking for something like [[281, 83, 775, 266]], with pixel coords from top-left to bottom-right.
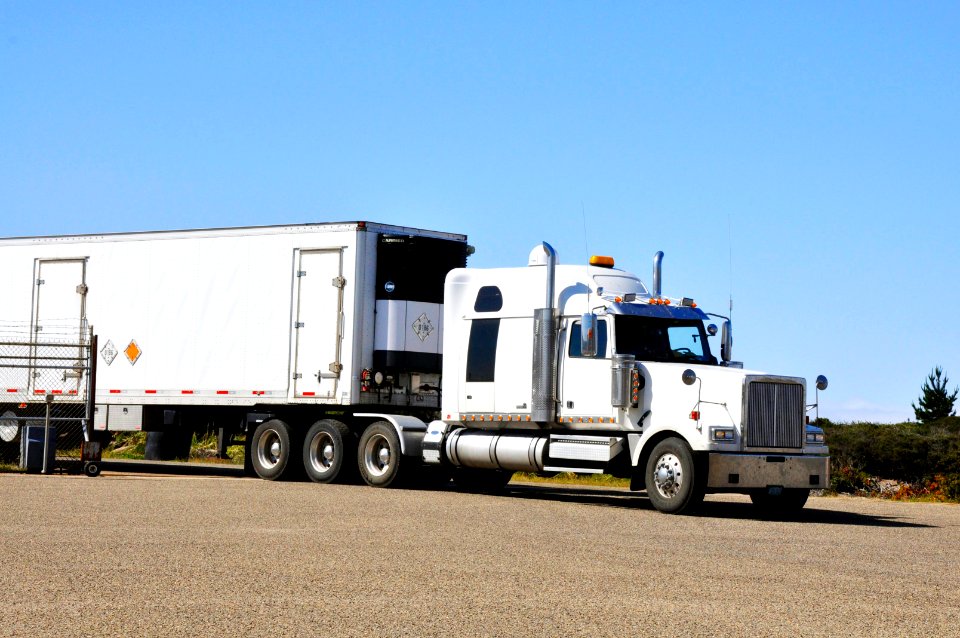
[[652, 251, 664, 297], [531, 242, 557, 424]]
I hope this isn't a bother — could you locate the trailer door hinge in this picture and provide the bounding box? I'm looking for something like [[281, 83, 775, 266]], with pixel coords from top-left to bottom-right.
[[36, 279, 44, 286], [293, 373, 303, 380], [76, 284, 88, 295], [328, 362, 343, 374], [332, 276, 346, 289], [297, 270, 307, 277], [295, 322, 304, 329]]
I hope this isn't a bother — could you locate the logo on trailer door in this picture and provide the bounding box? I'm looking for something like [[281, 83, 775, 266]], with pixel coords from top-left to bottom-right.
[[412, 313, 434, 342]]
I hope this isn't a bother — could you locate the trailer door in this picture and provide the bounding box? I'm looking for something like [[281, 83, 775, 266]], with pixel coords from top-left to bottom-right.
[[292, 249, 345, 400], [30, 258, 88, 395]]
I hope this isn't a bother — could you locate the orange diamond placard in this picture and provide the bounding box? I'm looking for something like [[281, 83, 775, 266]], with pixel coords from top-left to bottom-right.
[[125, 340, 142, 365]]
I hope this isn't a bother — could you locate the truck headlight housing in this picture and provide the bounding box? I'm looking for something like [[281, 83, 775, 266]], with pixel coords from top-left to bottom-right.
[[805, 426, 825, 445], [710, 426, 737, 442]]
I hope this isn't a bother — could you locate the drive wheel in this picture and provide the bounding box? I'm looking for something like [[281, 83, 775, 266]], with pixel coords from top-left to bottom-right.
[[303, 419, 356, 484], [358, 421, 404, 488], [750, 488, 809, 512], [250, 419, 294, 480], [644, 437, 704, 514]]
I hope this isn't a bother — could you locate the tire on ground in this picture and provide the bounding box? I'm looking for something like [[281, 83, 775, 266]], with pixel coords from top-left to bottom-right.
[[357, 421, 409, 488], [250, 419, 296, 480], [302, 419, 356, 484], [644, 436, 705, 514]]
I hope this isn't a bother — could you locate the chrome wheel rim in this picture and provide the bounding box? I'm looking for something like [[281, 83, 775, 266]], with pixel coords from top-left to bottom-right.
[[653, 452, 683, 499], [362, 433, 392, 477], [257, 429, 283, 469], [308, 431, 336, 474]]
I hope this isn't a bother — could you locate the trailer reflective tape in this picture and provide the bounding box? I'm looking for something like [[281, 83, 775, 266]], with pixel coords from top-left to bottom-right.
[[252, 391, 265, 396], [301, 392, 316, 397], [145, 390, 157, 394], [181, 390, 194, 395], [33, 390, 45, 395], [51, 390, 62, 395], [67, 390, 77, 395], [109, 389, 121, 394], [216, 391, 230, 395], [6, 389, 18, 393]]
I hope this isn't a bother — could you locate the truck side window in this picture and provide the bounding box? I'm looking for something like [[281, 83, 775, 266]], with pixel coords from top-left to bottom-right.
[[569, 319, 607, 358], [466, 318, 500, 381], [474, 286, 503, 312]]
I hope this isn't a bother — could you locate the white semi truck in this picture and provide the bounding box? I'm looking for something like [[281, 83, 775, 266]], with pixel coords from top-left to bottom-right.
[[0, 221, 828, 513]]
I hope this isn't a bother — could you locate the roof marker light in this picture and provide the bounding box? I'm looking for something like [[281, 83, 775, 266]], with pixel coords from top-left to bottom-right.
[[589, 255, 615, 268]]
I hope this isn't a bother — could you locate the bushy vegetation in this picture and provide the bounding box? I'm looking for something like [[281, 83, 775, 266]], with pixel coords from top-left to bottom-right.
[[821, 417, 960, 501]]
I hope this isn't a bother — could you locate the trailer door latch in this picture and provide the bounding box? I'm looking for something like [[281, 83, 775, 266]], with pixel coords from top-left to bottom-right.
[[332, 276, 346, 289]]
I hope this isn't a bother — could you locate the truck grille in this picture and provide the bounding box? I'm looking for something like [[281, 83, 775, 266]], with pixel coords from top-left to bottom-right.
[[745, 381, 803, 449]]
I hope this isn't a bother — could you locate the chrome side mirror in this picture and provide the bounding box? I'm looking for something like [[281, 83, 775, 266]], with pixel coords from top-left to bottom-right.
[[580, 312, 598, 357], [707, 323, 718, 337], [721, 320, 733, 362], [816, 375, 829, 391]]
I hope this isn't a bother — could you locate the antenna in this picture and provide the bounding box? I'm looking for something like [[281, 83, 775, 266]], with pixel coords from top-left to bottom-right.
[[581, 201, 589, 262], [727, 214, 734, 320]]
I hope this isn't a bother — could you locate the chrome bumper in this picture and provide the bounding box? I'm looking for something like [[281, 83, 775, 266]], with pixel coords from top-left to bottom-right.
[[707, 453, 830, 490]]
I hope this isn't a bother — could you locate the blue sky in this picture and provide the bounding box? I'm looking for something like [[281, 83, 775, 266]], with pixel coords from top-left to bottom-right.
[[2, 2, 958, 422]]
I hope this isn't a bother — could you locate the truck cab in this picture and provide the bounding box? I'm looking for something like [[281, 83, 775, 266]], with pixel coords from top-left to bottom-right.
[[423, 243, 829, 514]]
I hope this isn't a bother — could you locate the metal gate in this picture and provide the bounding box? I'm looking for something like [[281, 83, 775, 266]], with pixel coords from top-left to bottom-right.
[[0, 322, 96, 472]]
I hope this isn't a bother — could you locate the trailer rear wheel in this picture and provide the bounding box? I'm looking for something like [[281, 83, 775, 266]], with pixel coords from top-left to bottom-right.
[[644, 437, 704, 514], [358, 421, 405, 488], [251, 419, 294, 480], [303, 419, 356, 484]]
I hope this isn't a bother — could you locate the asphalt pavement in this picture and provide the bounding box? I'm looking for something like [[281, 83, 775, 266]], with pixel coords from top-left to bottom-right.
[[0, 472, 957, 637]]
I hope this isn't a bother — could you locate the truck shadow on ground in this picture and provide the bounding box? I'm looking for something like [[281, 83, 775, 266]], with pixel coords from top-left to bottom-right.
[[499, 484, 934, 528]]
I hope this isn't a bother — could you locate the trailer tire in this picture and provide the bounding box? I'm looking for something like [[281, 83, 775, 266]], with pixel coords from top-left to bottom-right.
[[644, 437, 704, 514], [358, 421, 406, 488], [83, 461, 101, 477], [452, 467, 513, 493], [750, 488, 809, 512], [250, 419, 295, 480], [303, 419, 356, 484]]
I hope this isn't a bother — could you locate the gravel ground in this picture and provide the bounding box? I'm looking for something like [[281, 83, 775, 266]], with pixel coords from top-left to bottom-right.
[[1, 472, 958, 637]]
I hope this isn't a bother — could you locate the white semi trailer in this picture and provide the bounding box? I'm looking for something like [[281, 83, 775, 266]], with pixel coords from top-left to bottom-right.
[[0, 222, 828, 513]]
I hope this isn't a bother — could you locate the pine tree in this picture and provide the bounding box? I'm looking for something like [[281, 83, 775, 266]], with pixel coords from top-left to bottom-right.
[[912, 366, 958, 423]]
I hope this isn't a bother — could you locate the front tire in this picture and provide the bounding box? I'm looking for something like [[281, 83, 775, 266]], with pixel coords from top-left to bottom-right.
[[644, 437, 704, 514], [302, 419, 356, 484], [358, 421, 405, 487], [250, 419, 295, 480]]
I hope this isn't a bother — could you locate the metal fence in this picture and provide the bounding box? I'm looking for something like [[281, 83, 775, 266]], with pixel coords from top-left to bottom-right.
[[0, 322, 96, 473]]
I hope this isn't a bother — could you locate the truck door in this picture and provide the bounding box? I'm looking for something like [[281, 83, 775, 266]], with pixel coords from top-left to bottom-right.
[[559, 318, 611, 419], [291, 249, 345, 400], [30, 258, 88, 394]]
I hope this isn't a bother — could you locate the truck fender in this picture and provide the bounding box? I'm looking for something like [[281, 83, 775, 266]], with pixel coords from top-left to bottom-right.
[[353, 413, 426, 456]]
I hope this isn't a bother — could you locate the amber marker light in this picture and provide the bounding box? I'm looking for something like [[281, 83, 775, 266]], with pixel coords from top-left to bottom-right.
[[589, 255, 615, 268]]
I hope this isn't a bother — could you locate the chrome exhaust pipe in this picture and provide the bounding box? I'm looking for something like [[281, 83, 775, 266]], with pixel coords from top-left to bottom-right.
[[652, 251, 664, 297]]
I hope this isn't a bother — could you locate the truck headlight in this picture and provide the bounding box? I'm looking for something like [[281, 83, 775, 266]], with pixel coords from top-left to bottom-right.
[[805, 427, 825, 444], [710, 427, 736, 442]]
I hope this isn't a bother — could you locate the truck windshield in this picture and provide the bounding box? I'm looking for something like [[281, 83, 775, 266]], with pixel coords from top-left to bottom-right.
[[614, 316, 716, 365]]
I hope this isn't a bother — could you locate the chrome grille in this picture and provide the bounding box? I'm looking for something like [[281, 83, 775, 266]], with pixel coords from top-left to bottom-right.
[[745, 381, 803, 449]]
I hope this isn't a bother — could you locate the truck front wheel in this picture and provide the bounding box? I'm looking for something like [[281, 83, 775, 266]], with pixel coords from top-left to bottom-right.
[[250, 419, 294, 480], [644, 437, 705, 514], [303, 419, 356, 484]]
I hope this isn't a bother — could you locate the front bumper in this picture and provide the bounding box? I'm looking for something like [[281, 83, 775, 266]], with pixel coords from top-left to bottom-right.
[[707, 453, 830, 490]]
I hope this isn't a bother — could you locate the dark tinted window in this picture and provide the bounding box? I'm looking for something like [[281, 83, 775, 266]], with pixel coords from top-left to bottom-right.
[[569, 319, 608, 358], [614, 316, 716, 364], [474, 286, 503, 312], [466, 319, 500, 381]]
